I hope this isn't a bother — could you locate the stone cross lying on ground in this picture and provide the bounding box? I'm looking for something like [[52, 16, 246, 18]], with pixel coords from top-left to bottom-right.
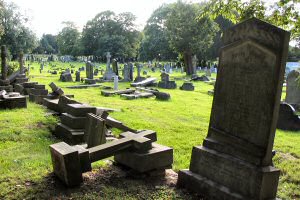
[[50, 130, 157, 186]]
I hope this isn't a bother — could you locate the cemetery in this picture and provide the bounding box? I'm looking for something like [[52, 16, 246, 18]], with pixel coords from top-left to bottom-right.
[[0, 0, 300, 199]]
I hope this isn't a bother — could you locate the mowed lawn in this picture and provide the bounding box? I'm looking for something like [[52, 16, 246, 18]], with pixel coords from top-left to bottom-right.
[[0, 61, 299, 199]]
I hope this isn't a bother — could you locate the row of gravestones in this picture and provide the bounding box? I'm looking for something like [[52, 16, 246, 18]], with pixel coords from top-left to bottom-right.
[[276, 69, 300, 130], [47, 18, 290, 199]]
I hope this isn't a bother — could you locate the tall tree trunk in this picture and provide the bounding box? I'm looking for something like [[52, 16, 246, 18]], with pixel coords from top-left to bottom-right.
[[184, 51, 193, 75]]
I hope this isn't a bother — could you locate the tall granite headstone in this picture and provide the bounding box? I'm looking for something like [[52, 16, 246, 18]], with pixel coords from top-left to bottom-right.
[[286, 70, 300, 106], [85, 61, 96, 84], [112, 59, 119, 76], [122, 63, 131, 82], [177, 18, 290, 200]]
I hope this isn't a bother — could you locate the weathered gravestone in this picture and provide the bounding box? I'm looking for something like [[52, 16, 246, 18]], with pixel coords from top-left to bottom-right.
[[15, 51, 29, 84], [75, 71, 80, 82], [60, 70, 73, 82], [84, 113, 107, 148], [177, 18, 290, 200], [112, 59, 119, 76], [85, 61, 96, 84], [122, 64, 131, 82], [158, 72, 177, 89], [180, 82, 194, 91], [103, 52, 116, 81], [0, 45, 13, 92], [285, 70, 300, 106], [277, 102, 300, 131], [134, 64, 146, 82], [29, 84, 49, 104]]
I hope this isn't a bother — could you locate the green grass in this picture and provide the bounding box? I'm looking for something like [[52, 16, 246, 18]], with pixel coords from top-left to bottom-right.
[[0, 61, 299, 199]]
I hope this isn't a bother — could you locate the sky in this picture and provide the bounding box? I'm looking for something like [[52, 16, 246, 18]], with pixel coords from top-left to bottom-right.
[[7, 0, 199, 38]]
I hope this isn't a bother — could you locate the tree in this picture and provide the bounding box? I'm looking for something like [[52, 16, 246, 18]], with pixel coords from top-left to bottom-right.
[[81, 11, 140, 60], [0, 1, 37, 58], [34, 34, 58, 54], [139, 4, 177, 61], [198, 0, 300, 46], [0, 0, 4, 38], [165, 1, 219, 75], [56, 21, 81, 56]]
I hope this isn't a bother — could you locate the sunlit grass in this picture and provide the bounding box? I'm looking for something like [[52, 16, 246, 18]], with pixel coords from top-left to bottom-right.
[[0, 61, 299, 199]]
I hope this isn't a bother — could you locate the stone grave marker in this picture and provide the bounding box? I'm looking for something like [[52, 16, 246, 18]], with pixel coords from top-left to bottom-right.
[[114, 75, 118, 90], [50, 130, 173, 187], [158, 72, 177, 89], [103, 52, 116, 80], [277, 102, 300, 131], [177, 18, 290, 200], [285, 70, 300, 106], [85, 61, 96, 84], [180, 82, 194, 91], [122, 64, 131, 82], [84, 113, 107, 148], [112, 59, 119, 76], [0, 46, 13, 92], [75, 71, 80, 82]]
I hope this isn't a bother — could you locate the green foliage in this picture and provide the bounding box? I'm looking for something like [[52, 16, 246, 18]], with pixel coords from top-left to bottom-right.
[[81, 11, 140, 59], [0, 1, 37, 58], [56, 21, 81, 56], [0, 0, 4, 37], [33, 34, 58, 54], [288, 45, 300, 61], [165, 1, 219, 74], [198, 0, 300, 46], [139, 4, 177, 61], [0, 61, 299, 199]]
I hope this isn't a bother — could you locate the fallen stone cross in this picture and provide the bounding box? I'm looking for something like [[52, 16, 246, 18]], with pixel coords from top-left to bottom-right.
[[50, 130, 173, 187]]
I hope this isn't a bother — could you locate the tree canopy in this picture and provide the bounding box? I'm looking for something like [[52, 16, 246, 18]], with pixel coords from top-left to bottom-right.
[[198, 0, 300, 46], [56, 21, 81, 56], [0, 1, 37, 58], [165, 1, 219, 74], [139, 4, 177, 61], [81, 11, 140, 60]]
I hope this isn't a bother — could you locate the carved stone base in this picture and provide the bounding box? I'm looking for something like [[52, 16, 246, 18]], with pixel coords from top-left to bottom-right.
[[103, 70, 116, 81], [177, 146, 280, 200]]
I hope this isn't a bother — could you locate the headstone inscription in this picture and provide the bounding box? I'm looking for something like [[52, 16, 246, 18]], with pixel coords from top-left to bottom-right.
[[177, 18, 290, 200]]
